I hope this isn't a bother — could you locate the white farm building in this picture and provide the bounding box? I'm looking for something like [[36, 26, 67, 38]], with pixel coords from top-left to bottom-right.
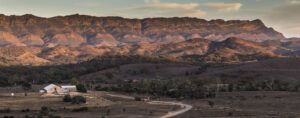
[[40, 84, 77, 94], [61, 85, 77, 92]]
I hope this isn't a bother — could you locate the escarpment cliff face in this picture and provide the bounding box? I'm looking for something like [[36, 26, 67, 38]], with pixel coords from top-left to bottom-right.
[[0, 14, 285, 47]]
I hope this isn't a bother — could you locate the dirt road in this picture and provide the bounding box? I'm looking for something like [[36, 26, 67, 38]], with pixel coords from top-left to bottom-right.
[[102, 92, 193, 118], [148, 101, 193, 118]]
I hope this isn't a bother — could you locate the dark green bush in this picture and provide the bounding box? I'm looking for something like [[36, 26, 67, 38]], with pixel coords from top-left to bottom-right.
[[21, 108, 30, 112], [0, 108, 10, 113], [208, 101, 214, 107], [72, 96, 86, 104], [40, 106, 49, 116], [48, 115, 61, 118], [95, 85, 102, 91], [76, 84, 87, 93], [134, 97, 142, 101], [63, 94, 72, 102], [72, 107, 88, 112], [105, 72, 114, 79], [3, 116, 14, 118]]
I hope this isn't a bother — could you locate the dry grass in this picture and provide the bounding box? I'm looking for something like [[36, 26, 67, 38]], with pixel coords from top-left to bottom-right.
[[0, 92, 112, 110], [0, 91, 179, 118], [175, 91, 300, 118]]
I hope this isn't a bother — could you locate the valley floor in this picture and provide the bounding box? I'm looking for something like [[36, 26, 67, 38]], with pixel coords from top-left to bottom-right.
[[0, 91, 181, 118], [1, 91, 300, 118]]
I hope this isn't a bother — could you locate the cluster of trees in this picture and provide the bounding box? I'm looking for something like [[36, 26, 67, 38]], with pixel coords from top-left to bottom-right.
[[63, 95, 86, 104], [0, 55, 191, 87], [97, 78, 216, 99], [71, 78, 87, 93], [229, 78, 297, 92], [95, 76, 300, 99], [203, 54, 273, 63]]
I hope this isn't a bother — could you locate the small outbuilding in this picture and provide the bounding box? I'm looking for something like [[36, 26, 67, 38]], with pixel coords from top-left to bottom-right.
[[61, 85, 77, 92]]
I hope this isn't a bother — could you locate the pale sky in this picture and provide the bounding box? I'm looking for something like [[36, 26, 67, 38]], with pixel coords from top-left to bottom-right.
[[0, 0, 299, 38]]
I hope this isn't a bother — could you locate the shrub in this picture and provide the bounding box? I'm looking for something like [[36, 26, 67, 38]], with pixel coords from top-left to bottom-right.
[[208, 101, 214, 108], [21, 108, 30, 112], [72, 107, 88, 112], [63, 94, 72, 102], [228, 112, 233, 116], [72, 96, 86, 104], [22, 82, 32, 96], [3, 116, 14, 118], [0, 108, 10, 113], [71, 78, 79, 85], [40, 106, 49, 116], [48, 115, 61, 118], [134, 97, 142, 101], [105, 72, 114, 79], [76, 84, 87, 93], [95, 85, 102, 91]]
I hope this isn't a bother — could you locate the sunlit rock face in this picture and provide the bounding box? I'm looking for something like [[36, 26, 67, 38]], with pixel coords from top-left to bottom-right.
[[0, 14, 285, 47]]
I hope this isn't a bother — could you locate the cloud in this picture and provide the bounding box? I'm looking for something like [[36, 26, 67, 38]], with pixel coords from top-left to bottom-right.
[[144, 0, 160, 4], [262, 1, 300, 37], [289, 0, 300, 5], [204, 2, 243, 12], [266, 1, 300, 23], [135, 3, 199, 10], [130, 2, 206, 18]]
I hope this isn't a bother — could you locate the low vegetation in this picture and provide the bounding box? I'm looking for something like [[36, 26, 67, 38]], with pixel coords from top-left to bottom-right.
[[63, 94, 72, 102], [76, 84, 87, 93], [0, 108, 10, 113], [96, 75, 300, 99], [72, 107, 88, 112], [71, 96, 86, 104], [0, 55, 192, 87], [40, 106, 49, 116], [63, 95, 86, 104], [98, 78, 216, 99]]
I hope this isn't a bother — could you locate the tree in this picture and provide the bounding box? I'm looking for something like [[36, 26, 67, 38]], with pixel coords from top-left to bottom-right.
[[105, 72, 114, 79], [22, 82, 32, 96], [208, 101, 215, 108], [72, 96, 86, 104], [76, 84, 87, 93], [40, 106, 49, 116], [63, 94, 72, 102], [265, 79, 275, 91], [71, 78, 79, 85]]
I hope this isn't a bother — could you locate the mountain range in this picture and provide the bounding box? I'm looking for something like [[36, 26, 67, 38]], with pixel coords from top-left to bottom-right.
[[0, 14, 299, 65], [0, 14, 285, 47]]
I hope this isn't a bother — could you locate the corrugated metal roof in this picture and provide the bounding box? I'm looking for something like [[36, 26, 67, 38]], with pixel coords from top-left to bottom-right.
[[61, 85, 76, 89], [44, 84, 57, 90]]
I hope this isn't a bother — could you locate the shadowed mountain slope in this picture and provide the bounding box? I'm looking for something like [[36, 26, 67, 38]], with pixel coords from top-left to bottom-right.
[[0, 37, 291, 65]]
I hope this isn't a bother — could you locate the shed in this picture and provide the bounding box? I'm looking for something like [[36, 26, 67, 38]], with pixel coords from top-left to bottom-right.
[[61, 85, 77, 92]]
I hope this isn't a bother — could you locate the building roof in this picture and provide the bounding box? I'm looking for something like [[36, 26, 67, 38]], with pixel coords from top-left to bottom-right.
[[61, 85, 76, 89], [44, 84, 58, 90]]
